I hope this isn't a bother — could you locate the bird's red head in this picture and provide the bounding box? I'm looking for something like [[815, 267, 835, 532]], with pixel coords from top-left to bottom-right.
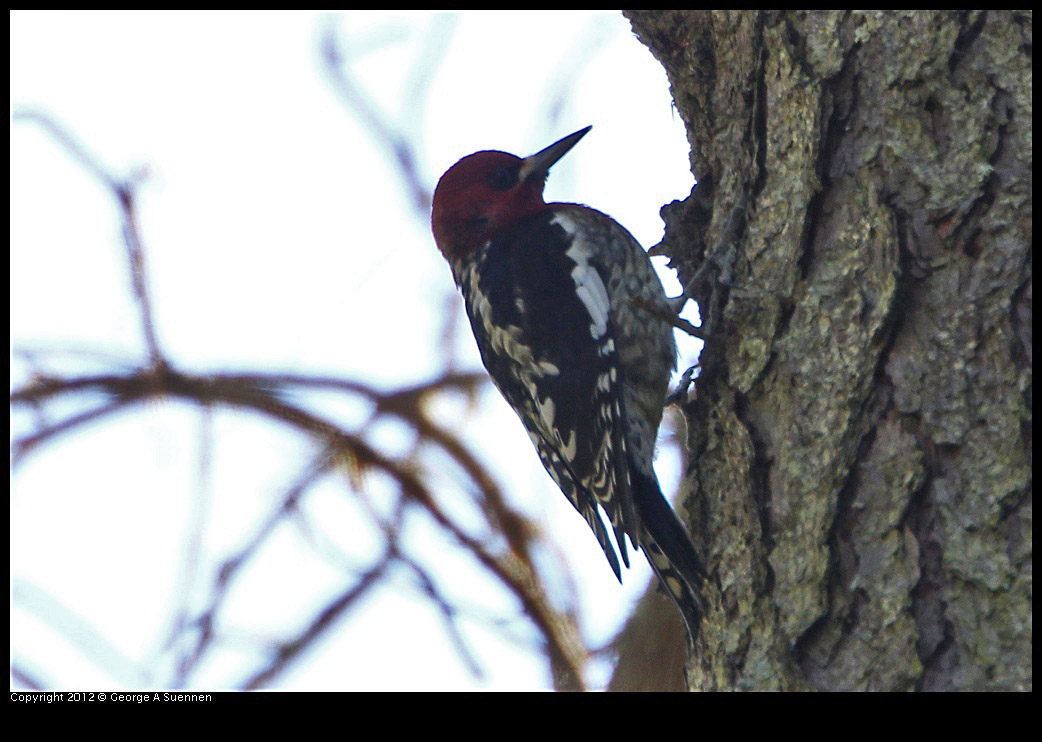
[[431, 126, 591, 262]]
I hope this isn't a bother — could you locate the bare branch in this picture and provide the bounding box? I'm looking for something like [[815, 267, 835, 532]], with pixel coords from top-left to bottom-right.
[[400, 555, 486, 681], [13, 581, 150, 687], [11, 397, 131, 466], [161, 407, 214, 685], [318, 15, 437, 219], [12, 365, 589, 688], [10, 665, 48, 691], [240, 555, 393, 690], [630, 296, 704, 339], [12, 35, 594, 689], [169, 450, 336, 687], [13, 109, 165, 364]]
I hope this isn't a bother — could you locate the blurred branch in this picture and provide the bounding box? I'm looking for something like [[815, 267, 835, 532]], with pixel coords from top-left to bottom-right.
[[540, 16, 617, 132], [11, 395, 130, 466], [12, 581, 150, 687], [12, 364, 588, 689], [318, 14, 472, 376], [318, 14, 456, 219], [160, 406, 213, 682], [402, 14, 459, 147], [240, 554, 393, 690], [169, 427, 333, 687], [10, 665, 48, 691], [13, 108, 165, 365], [12, 30, 591, 688], [400, 554, 486, 681], [607, 580, 689, 692]]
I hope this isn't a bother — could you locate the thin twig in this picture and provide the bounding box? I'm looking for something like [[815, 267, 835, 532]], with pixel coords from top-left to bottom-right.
[[400, 555, 486, 681], [161, 406, 214, 686], [13, 581, 150, 687], [240, 555, 392, 690], [13, 109, 165, 364], [630, 296, 704, 339], [319, 16, 433, 217], [12, 98, 590, 689]]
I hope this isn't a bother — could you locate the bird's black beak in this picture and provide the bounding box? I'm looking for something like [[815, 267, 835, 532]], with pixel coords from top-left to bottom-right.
[[518, 126, 591, 182]]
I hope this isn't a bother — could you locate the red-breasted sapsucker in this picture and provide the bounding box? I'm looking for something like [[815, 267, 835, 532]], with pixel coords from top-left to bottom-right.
[[431, 126, 705, 642]]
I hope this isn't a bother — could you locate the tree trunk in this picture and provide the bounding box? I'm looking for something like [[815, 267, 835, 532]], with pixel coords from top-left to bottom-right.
[[624, 9, 1031, 691]]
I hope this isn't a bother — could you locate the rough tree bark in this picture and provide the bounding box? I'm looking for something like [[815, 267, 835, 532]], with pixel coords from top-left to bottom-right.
[[616, 10, 1031, 691]]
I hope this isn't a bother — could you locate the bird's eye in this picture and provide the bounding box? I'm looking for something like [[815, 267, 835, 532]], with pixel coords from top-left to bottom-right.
[[486, 166, 517, 191]]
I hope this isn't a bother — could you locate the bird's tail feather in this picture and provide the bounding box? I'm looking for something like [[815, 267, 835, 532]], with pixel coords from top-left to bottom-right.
[[631, 467, 707, 645]]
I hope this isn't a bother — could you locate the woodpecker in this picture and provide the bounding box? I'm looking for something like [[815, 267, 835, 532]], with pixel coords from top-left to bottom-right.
[[431, 126, 706, 643]]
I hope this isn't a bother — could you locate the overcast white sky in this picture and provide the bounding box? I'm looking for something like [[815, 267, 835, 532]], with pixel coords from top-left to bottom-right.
[[10, 10, 700, 691]]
